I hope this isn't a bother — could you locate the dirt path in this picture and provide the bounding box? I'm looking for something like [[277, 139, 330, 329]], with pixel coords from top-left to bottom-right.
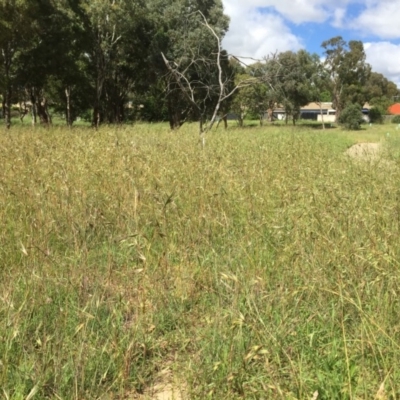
[[134, 364, 186, 400]]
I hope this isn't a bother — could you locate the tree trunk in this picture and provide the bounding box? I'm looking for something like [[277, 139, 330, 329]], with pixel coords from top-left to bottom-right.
[[114, 99, 125, 124], [65, 87, 72, 127], [292, 110, 299, 126], [216, 113, 228, 129], [115, 103, 120, 124], [30, 88, 37, 126], [168, 108, 181, 130], [2, 88, 11, 129], [267, 108, 274, 122], [333, 83, 342, 122], [92, 106, 101, 128], [37, 97, 50, 125], [267, 101, 275, 122], [167, 97, 188, 130], [2, 45, 12, 129], [236, 114, 244, 127], [199, 115, 206, 148], [29, 88, 50, 126], [319, 102, 325, 130], [18, 100, 28, 123], [44, 98, 52, 124], [92, 65, 103, 128]]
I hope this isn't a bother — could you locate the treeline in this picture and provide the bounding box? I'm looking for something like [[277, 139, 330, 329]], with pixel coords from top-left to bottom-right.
[[0, 0, 398, 129], [229, 40, 399, 126]]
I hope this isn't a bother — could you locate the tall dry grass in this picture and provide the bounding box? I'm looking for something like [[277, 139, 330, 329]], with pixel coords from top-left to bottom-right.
[[1, 122, 400, 399]]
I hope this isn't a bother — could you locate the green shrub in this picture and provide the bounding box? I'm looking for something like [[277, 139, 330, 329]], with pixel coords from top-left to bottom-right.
[[368, 107, 383, 124], [338, 104, 364, 130], [391, 115, 400, 124]]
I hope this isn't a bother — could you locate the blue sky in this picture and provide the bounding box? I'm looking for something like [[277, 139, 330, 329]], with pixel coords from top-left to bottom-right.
[[222, 0, 400, 86]]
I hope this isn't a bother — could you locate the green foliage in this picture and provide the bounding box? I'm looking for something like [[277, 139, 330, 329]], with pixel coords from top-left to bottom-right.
[[1, 4, 399, 132], [229, 73, 254, 126], [369, 96, 393, 116], [365, 72, 399, 102], [368, 106, 383, 124], [322, 36, 371, 120], [338, 103, 364, 130], [146, 0, 231, 129], [392, 115, 400, 124], [237, 50, 322, 126], [319, 90, 332, 102]]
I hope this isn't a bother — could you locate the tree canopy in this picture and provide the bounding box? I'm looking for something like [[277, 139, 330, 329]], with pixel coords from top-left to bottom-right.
[[322, 36, 371, 120], [1, 3, 399, 128]]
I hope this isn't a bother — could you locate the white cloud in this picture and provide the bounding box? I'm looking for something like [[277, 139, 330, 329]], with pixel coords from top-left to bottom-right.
[[364, 42, 400, 87], [221, 1, 400, 87], [332, 8, 346, 28], [222, 5, 302, 60], [353, 1, 400, 38], [255, 0, 328, 24], [221, 0, 355, 60], [223, 0, 355, 25]]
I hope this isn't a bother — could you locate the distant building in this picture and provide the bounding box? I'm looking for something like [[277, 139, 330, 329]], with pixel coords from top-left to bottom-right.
[[301, 102, 336, 122], [388, 103, 400, 115], [273, 102, 371, 122], [273, 102, 335, 122]]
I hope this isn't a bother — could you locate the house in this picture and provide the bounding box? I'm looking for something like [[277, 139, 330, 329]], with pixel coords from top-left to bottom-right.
[[361, 103, 372, 122], [301, 102, 336, 122], [273, 102, 371, 122], [273, 102, 335, 122], [388, 103, 400, 115]]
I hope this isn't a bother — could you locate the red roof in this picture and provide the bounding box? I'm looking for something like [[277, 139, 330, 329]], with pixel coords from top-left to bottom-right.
[[388, 103, 400, 115]]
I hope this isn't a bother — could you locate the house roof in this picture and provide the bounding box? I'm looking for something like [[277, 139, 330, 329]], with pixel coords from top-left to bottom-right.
[[274, 102, 334, 113], [388, 103, 400, 115], [301, 102, 333, 111], [273, 102, 371, 113]]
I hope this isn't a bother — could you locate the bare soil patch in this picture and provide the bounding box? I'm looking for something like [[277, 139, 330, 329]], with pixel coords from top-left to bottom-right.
[[133, 364, 187, 400], [345, 142, 382, 159]]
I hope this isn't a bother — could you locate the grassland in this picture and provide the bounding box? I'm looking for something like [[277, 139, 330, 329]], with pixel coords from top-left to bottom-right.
[[1, 122, 400, 399]]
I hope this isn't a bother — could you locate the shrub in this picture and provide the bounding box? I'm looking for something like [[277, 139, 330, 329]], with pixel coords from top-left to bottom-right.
[[368, 107, 383, 124], [392, 115, 400, 124], [338, 104, 364, 130]]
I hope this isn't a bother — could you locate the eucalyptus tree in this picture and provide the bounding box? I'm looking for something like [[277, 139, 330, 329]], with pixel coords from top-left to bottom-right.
[[272, 50, 314, 125], [76, 0, 151, 126], [229, 73, 254, 127], [41, 0, 93, 126], [0, 0, 36, 128], [14, 0, 86, 125], [307, 53, 331, 129], [364, 71, 399, 114], [322, 36, 371, 121], [365, 72, 398, 101], [0, 0, 91, 126], [147, 0, 232, 130], [245, 60, 282, 124]]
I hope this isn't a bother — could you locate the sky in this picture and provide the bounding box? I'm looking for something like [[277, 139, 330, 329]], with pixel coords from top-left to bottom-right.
[[221, 0, 400, 87]]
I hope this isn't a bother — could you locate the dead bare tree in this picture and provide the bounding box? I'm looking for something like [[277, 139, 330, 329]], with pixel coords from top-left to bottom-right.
[[161, 12, 286, 147], [161, 11, 261, 147]]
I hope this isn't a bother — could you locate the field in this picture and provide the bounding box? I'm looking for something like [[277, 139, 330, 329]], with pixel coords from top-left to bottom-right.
[[1, 122, 400, 399]]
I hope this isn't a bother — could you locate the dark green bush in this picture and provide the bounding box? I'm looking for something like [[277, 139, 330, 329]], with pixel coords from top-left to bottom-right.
[[392, 115, 400, 124], [338, 104, 364, 130], [368, 107, 383, 124]]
